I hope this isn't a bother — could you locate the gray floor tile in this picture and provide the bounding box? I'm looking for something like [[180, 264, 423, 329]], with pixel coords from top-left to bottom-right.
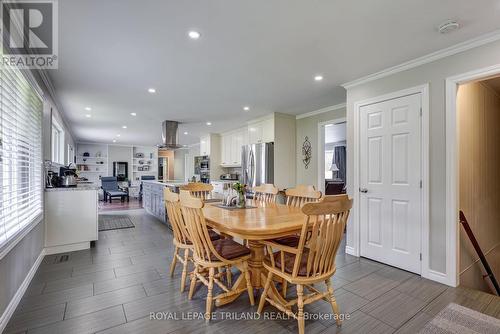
[[394, 312, 433, 334], [94, 269, 161, 294], [320, 310, 395, 334], [17, 284, 93, 314], [361, 289, 427, 328], [4, 303, 65, 334], [395, 276, 447, 302], [28, 305, 126, 334], [342, 272, 402, 301], [335, 261, 382, 282], [43, 269, 116, 293], [96, 315, 191, 334], [71, 258, 132, 276], [65, 285, 147, 319]]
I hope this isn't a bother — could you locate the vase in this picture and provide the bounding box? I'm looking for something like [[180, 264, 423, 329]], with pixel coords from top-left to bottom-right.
[[237, 193, 246, 208]]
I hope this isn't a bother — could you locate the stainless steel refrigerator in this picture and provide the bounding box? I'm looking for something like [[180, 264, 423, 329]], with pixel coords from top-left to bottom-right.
[[241, 143, 274, 191]]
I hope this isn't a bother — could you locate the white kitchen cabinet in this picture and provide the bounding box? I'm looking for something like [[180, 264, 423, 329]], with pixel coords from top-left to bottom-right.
[[200, 135, 210, 156], [247, 118, 274, 144], [220, 128, 246, 167], [221, 135, 230, 165], [44, 187, 98, 254]]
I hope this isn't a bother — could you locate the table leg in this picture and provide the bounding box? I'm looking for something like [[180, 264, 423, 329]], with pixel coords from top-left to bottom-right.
[[247, 240, 265, 288], [215, 240, 264, 306]]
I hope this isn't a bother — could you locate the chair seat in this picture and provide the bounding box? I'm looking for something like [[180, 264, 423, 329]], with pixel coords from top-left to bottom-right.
[[266, 249, 311, 276], [182, 229, 220, 245], [270, 235, 300, 247], [107, 190, 127, 196], [211, 239, 251, 261]]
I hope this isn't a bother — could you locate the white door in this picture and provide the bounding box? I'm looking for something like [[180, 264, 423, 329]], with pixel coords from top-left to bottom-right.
[[359, 93, 422, 274]]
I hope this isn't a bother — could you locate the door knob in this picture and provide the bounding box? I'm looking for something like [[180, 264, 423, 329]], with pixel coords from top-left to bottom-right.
[[359, 188, 368, 193]]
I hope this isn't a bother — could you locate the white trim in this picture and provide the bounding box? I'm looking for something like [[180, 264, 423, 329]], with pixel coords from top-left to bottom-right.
[[296, 103, 346, 120], [0, 214, 43, 261], [0, 249, 45, 334], [317, 118, 346, 193], [352, 84, 432, 279], [444, 63, 500, 288], [345, 245, 356, 256], [44, 242, 91, 255], [342, 30, 500, 89]]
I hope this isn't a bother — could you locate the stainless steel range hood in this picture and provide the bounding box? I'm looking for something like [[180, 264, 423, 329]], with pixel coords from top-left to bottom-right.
[[160, 120, 181, 149]]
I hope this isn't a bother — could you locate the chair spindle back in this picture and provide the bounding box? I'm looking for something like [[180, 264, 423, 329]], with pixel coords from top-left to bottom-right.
[[285, 185, 322, 208], [253, 184, 278, 203], [293, 196, 352, 278]]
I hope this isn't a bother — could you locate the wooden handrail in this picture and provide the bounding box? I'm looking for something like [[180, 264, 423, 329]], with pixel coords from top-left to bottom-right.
[[459, 211, 500, 295]]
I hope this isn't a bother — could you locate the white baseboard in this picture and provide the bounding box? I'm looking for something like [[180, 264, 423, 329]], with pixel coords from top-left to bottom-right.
[[423, 268, 456, 287], [0, 248, 45, 333], [44, 242, 90, 255], [345, 246, 358, 257]]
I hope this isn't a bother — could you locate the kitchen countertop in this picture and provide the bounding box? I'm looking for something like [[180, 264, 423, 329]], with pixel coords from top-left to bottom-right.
[[212, 180, 239, 183], [45, 184, 100, 192], [142, 180, 188, 187]]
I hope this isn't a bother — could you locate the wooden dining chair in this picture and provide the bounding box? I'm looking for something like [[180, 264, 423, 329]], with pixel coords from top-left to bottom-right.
[[257, 195, 353, 334], [180, 182, 214, 201], [272, 184, 323, 297], [253, 183, 278, 203], [179, 190, 255, 320], [164, 188, 220, 292]]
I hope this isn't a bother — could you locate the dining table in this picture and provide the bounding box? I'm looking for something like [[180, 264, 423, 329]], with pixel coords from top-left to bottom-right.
[[202, 200, 306, 307]]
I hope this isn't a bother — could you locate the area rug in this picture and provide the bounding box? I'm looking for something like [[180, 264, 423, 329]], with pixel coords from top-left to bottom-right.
[[419, 303, 500, 334], [98, 215, 135, 231]]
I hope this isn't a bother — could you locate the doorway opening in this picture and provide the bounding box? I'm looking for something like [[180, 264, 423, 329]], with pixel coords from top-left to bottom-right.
[[318, 119, 346, 195], [456, 76, 500, 294]]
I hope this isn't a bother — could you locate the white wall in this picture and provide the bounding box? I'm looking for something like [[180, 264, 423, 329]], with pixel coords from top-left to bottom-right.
[[345, 38, 500, 276], [108, 145, 133, 179], [295, 108, 346, 185]]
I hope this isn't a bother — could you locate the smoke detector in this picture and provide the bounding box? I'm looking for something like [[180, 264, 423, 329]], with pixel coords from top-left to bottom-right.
[[438, 20, 460, 34]]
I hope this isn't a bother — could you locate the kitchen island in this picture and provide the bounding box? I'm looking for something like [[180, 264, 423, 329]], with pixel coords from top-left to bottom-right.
[[142, 180, 188, 223]]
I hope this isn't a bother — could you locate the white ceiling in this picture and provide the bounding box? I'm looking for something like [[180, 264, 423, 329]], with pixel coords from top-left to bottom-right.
[[49, 0, 500, 146]]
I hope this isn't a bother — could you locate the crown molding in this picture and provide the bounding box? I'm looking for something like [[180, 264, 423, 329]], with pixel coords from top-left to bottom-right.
[[295, 103, 346, 120], [342, 29, 500, 89]]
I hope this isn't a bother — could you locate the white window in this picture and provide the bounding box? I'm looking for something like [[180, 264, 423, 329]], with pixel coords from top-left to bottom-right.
[[0, 65, 43, 249], [51, 116, 64, 164]]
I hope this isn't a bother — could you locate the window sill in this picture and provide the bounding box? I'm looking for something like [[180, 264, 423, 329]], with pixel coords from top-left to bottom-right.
[[0, 213, 43, 261]]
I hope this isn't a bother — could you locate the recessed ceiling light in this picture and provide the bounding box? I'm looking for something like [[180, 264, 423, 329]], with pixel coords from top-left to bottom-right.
[[84, 106, 92, 111], [206, 122, 212, 126], [112, 139, 117, 143], [130, 112, 137, 116], [188, 31, 201, 39], [183, 131, 188, 135], [314, 75, 324, 81], [85, 114, 91, 118], [243, 106, 250, 111], [148, 88, 156, 93], [116, 134, 121, 137], [122, 125, 127, 129]]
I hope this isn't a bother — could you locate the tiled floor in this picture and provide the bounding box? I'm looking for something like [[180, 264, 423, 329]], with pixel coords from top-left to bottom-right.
[[6, 209, 500, 334]]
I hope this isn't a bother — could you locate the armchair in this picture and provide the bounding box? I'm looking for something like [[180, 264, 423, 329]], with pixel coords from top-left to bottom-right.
[[101, 176, 129, 203]]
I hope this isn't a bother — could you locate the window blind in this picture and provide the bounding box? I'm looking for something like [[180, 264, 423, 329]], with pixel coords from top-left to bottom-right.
[[0, 65, 43, 247]]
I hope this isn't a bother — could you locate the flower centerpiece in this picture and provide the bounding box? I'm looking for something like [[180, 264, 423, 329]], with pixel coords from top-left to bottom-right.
[[232, 182, 247, 208]]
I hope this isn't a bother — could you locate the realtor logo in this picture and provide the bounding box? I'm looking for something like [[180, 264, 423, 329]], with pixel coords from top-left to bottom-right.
[[1, 0, 58, 69]]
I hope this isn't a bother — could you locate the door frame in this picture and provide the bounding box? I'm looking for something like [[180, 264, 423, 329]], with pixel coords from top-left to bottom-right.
[[445, 63, 500, 287], [317, 117, 346, 194], [351, 84, 431, 279]]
